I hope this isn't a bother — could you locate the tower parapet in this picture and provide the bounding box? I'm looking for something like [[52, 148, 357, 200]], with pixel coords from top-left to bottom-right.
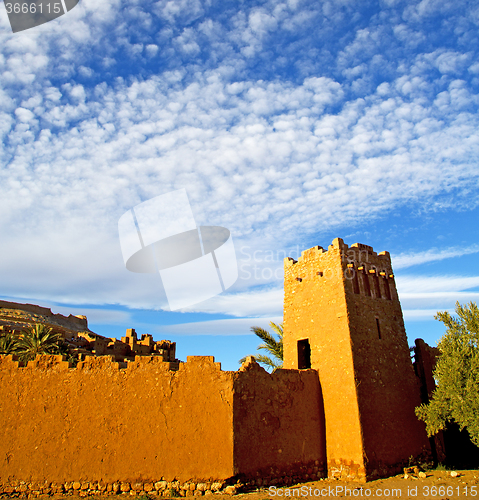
[[283, 238, 431, 480]]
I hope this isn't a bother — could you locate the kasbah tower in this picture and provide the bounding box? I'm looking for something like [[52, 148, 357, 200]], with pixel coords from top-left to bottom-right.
[[283, 238, 431, 480]]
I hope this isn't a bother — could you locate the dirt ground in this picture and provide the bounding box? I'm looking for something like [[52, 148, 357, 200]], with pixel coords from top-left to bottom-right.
[[232, 470, 479, 500], [11, 470, 477, 500]]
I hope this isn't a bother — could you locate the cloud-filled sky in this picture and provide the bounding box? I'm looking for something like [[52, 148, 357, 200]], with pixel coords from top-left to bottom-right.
[[1, 0, 478, 369]]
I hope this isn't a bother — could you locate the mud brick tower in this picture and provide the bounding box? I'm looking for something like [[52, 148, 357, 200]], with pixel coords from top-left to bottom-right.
[[283, 238, 431, 480]]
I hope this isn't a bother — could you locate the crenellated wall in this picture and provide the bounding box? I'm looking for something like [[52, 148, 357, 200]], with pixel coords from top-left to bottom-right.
[[0, 354, 326, 490], [0, 354, 234, 485], [283, 238, 431, 480], [0, 238, 439, 490], [233, 358, 327, 482]]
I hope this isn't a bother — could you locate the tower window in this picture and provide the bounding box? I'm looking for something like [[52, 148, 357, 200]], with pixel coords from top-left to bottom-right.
[[297, 339, 311, 369], [362, 270, 371, 296], [349, 268, 360, 294], [382, 277, 392, 300], [376, 318, 382, 340], [373, 274, 381, 298]]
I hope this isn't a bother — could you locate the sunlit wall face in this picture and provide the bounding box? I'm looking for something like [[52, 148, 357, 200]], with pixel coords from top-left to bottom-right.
[[1, 0, 478, 370]]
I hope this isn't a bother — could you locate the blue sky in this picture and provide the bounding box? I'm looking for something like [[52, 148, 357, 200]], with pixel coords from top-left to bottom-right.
[[1, 0, 478, 370]]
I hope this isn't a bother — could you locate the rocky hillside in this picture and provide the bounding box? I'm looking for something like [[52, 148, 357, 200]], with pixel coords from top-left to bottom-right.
[[0, 299, 176, 363], [0, 299, 93, 339]]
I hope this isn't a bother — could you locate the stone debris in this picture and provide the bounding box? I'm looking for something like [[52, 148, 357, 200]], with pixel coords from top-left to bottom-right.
[[403, 466, 427, 480], [0, 480, 243, 496], [0, 474, 327, 497], [403, 466, 423, 475]]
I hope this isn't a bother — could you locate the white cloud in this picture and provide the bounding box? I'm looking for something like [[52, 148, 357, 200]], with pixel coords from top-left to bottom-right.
[[396, 273, 479, 319], [145, 44, 159, 57], [174, 28, 200, 55], [179, 287, 284, 318], [427, 50, 471, 75], [400, 291, 479, 315], [14, 107, 35, 122], [155, 316, 283, 336], [397, 275, 479, 293], [402, 309, 449, 320], [392, 244, 479, 269], [248, 9, 278, 36], [0, 0, 478, 320]]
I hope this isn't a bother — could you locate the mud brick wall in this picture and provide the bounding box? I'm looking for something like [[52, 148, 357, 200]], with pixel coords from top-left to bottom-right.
[[341, 242, 431, 478], [0, 354, 235, 484], [0, 354, 326, 487], [413, 338, 440, 403], [233, 358, 326, 481], [283, 238, 431, 480], [283, 239, 366, 479]]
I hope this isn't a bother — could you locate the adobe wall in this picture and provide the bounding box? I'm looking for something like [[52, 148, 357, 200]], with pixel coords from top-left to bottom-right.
[[413, 339, 446, 462], [283, 240, 366, 479], [413, 338, 440, 403], [283, 238, 431, 480], [233, 358, 327, 483], [0, 354, 235, 485], [0, 299, 61, 318], [341, 242, 431, 477], [0, 354, 326, 490]]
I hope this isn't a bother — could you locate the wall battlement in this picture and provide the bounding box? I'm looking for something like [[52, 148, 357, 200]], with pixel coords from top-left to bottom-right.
[[1, 353, 181, 372], [284, 238, 396, 303], [0, 353, 325, 488], [0, 238, 436, 488], [283, 238, 431, 480], [285, 238, 391, 269]]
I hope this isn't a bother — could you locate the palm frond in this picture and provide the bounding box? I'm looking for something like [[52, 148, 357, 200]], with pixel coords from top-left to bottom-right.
[[16, 324, 64, 362], [252, 322, 283, 362], [269, 321, 284, 339], [239, 322, 284, 372], [0, 331, 19, 355], [254, 354, 281, 371]]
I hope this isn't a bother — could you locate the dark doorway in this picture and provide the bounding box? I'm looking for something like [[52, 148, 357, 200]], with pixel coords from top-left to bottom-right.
[[298, 339, 311, 369]]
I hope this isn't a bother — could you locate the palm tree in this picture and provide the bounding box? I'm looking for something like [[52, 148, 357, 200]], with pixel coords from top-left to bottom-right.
[[240, 321, 283, 372], [16, 323, 64, 362], [0, 330, 19, 355]]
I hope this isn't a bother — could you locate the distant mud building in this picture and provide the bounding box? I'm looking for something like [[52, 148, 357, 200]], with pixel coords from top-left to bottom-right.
[[0, 301, 175, 362], [0, 238, 443, 493]]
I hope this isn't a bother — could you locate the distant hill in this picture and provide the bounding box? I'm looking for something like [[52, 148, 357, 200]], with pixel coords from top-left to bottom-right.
[[0, 299, 93, 339]]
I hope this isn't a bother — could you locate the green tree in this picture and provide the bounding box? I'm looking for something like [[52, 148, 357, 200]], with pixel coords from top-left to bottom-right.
[[0, 330, 19, 355], [15, 323, 65, 362], [416, 301, 479, 447], [240, 321, 283, 372]]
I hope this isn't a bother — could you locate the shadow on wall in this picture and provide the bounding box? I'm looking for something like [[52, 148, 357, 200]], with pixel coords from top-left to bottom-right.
[[412, 339, 479, 469], [443, 424, 479, 469]]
